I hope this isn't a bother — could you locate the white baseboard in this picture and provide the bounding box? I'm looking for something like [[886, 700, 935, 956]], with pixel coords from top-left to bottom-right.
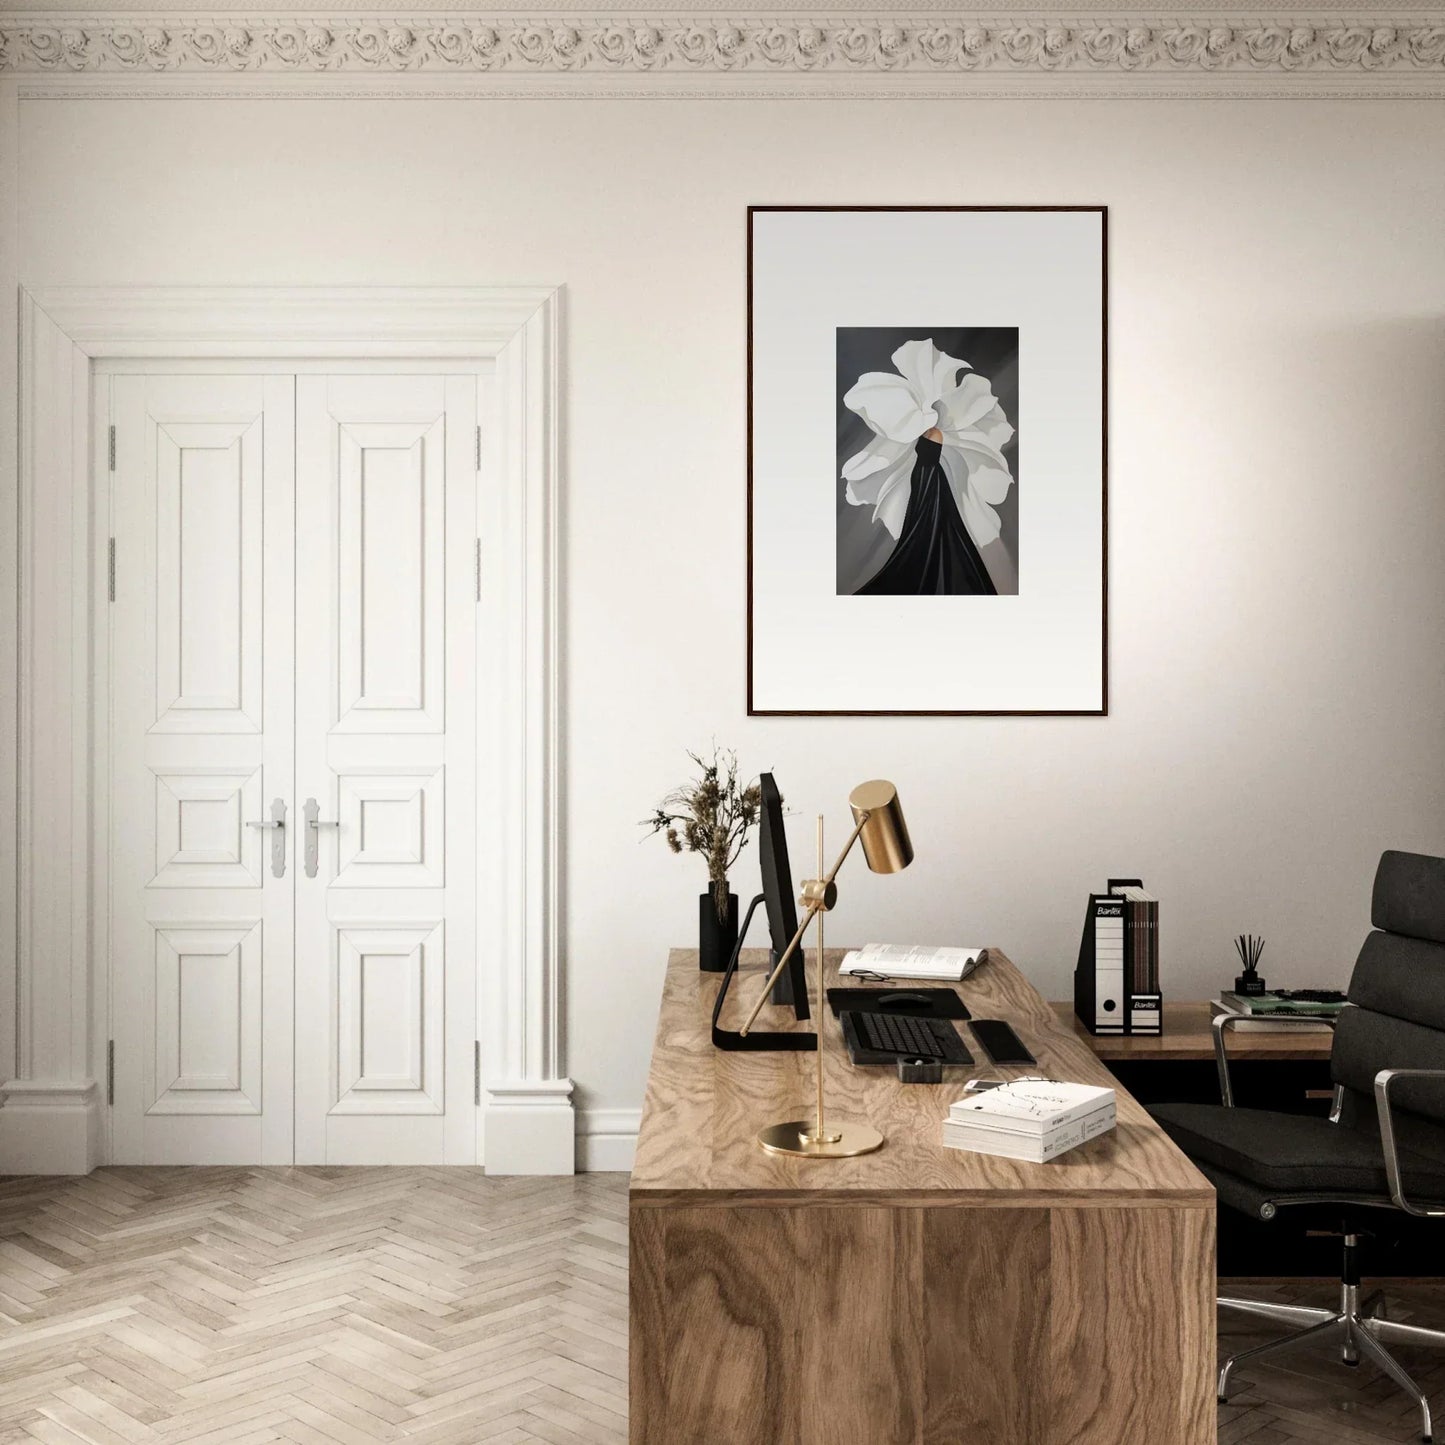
[[483, 1079, 576, 1175], [0, 1081, 102, 1175], [0, 1080, 637, 1176], [577, 1107, 639, 1173]]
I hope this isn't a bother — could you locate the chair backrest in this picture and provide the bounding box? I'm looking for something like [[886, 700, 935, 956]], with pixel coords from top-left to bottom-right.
[[1331, 851, 1445, 1155]]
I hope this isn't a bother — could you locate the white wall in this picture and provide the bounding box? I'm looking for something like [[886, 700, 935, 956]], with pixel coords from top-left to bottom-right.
[[17, 95, 1445, 1139]]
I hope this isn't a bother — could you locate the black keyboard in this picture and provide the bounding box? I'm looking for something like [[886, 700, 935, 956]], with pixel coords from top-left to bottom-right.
[[841, 1011, 973, 1065]]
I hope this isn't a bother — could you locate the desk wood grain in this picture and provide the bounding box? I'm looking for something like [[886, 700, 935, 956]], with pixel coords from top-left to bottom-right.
[[631, 948, 1213, 1207], [629, 948, 1216, 1445]]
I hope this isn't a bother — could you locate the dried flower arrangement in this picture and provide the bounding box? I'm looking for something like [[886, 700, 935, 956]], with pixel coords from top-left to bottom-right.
[[643, 747, 763, 922]]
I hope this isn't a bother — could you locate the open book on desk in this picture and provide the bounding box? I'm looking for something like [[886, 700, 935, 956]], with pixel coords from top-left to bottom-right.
[[839, 943, 986, 982]]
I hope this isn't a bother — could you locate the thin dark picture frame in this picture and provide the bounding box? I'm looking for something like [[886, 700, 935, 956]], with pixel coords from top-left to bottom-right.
[[746, 204, 1109, 718]]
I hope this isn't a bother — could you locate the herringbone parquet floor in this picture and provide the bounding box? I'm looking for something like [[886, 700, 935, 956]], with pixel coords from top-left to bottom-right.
[[0, 1168, 1442, 1444], [0, 1169, 628, 1444]]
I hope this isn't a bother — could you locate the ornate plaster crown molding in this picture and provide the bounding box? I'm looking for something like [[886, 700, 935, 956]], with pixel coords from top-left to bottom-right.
[[3, 12, 1444, 92]]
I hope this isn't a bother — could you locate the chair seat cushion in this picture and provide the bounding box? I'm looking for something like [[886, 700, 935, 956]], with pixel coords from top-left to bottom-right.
[[1148, 1102, 1445, 1198]]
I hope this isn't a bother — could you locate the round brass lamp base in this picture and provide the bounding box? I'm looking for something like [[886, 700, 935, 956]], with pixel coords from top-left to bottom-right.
[[757, 1119, 884, 1158]]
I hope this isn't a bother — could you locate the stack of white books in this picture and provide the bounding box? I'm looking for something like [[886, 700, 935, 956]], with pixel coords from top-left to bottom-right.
[[838, 943, 984, 981], [942, 1080, 1117, 1163]]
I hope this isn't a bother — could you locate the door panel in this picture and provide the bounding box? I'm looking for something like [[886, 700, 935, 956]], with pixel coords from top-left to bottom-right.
[[294, 375, 477, 1164], [153, 421, 264, 731], [150, 767, 265, 888], [110, 374, 296, 1164], [151, 921, 263, 1115], [334, 767, 446, 888], [335, 420, 445, 732], [334, 921, 444, 1114]]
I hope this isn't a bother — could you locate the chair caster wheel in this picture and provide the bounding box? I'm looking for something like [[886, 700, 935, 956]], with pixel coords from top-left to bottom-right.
[[1343, 1358, 1359, 1368]]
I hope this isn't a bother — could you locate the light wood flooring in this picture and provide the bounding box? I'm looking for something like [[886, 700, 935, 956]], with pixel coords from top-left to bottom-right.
[[0, 1168, 1441, 1444], [0, 1169, 627, 1444]]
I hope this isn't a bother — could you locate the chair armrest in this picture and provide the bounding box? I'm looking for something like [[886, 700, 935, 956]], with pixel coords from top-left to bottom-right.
[[1212, 1010, 1338, 1108], [1374, 1068, 1445, 1218]]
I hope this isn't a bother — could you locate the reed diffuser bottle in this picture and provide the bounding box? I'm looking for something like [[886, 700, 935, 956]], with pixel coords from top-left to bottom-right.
[[1234, 934, 1266, 996]]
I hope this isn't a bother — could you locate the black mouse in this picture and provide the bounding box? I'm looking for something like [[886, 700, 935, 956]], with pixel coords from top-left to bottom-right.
[[877, 991, 932, 1011]]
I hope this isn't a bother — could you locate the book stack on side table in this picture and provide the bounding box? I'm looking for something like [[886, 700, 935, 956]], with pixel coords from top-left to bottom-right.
[[941, 1079, 1117, 1163], [1210, 990, 1345, 1034]]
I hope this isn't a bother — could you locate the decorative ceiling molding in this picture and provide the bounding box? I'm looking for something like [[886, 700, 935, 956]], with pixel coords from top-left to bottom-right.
[[3, 12, 1444, 92]]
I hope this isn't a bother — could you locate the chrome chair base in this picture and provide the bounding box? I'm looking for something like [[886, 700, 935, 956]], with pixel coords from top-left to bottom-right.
[[1219, 1281, 1445, 1442]]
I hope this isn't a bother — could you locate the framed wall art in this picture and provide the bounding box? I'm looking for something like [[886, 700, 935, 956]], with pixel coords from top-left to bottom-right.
[[747, 205, 1108, 716]]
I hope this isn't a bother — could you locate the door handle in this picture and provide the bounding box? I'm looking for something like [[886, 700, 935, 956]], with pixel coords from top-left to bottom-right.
[[246, 797, 288, 879], [303, 797, 340, 879]]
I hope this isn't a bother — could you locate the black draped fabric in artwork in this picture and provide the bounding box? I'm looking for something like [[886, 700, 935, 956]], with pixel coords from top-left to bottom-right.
[[854, 436, 997, 596]]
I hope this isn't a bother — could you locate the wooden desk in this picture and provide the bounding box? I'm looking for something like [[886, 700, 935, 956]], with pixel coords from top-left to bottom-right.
[[1052, 999, 1334, 1062], [630, 949, 1215, 1445]]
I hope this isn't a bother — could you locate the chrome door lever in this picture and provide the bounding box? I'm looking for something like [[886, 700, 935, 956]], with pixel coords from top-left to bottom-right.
[[303, 797, 340, 879], [246, 797, 288, 878]]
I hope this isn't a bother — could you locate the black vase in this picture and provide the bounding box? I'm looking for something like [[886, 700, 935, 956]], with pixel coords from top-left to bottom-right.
[[699, 886, 739, 972]]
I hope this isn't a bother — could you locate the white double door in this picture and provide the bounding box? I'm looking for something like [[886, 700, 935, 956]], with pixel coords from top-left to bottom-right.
[[108, 368, 480, 1165]]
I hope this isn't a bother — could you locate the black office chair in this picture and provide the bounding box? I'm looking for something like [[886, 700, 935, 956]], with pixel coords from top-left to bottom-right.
[[1150, 850, 1445, 1443]]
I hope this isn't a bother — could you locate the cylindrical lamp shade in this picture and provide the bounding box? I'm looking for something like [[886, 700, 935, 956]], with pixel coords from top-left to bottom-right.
[[848, 780, 913, 874]]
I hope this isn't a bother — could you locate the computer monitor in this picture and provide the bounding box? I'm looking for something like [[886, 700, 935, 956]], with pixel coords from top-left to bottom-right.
[[758, 773, 810, 1019], [709, 771, 815, 1051]]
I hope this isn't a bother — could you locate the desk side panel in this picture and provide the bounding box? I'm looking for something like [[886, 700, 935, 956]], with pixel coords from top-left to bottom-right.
[[1048, 1205, 1216, 1445], [921, 1206, 1051, 1444], [631, 1204, 803, 1444], [635, 1201, 1204, 1445]]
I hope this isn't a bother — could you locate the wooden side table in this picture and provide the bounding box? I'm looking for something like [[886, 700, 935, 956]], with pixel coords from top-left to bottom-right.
[[1051, 1000, 1333, 1063]]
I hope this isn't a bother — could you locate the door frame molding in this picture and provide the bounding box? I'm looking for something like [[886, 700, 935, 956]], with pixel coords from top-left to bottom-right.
[[4, 285, 572, 1175]]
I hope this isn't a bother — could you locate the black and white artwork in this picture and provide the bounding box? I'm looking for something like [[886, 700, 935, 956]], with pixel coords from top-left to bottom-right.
[[748, 206, 1106, 715], [836, 329, 1019, 596]]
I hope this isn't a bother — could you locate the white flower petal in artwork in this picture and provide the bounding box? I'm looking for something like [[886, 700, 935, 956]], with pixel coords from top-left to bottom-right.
[[939, 447, 1003, 547], [889, 339, 939, 403], [873, 461, 913, 539], [959, 486, 1004, 548], [963, 460, 1014, 507], [889, 339, 971, 409], [841, 433, 910, 483], [843, 371, 937, 444], [846, 452, 914, 538], [941, 430, 1011, 477], [936, 372, 998, 435], [931, 347, 972, 402], [842, 450, 903, 506], [976, 401, 1015, 450]]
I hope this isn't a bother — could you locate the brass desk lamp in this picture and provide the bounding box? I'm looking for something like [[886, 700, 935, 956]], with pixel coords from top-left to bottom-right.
[[738, 779, 913, 1158]]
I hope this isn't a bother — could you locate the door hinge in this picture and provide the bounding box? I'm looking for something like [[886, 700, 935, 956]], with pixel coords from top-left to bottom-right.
[[106, 1040, 115, 1106], [474, 539, 482, 603], [107, 538, 116, 602], [475, 424, 482, 472], [107, 425, 116, 472], [474, 1041, 481, 1106]]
